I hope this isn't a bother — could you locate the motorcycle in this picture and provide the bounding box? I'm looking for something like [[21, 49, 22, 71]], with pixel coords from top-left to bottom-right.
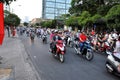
[[74, 40, 94, 61], [50, 40, 66, 63], [106, 52, 120, 77], [42, 35, 47, 44], [96, 41, 111, 54], [67, 36, 74, 48], [30, 32, 35, 42]]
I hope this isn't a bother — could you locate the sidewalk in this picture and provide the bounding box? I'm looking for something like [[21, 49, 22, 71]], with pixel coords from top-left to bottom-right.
[[0, 31, 41, 80]]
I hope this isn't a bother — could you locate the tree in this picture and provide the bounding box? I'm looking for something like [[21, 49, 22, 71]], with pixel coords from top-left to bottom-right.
[[23, 22, 29, 26], [40, 20, 55, 28], [0, 0, 16, 5], [4, 10, 10, 17], [4, 13, 21, 26], [69, 0, 120, 16], [91, 14, 102, 22], [78, 11, 91, 26], [105, 4, 120, 30]]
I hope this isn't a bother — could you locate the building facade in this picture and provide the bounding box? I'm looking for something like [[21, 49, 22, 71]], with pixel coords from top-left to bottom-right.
[[42, 0, 71, 19]]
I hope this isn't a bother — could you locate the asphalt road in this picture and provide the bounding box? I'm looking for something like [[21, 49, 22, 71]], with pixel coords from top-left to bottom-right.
[[19, 34, 119, 80]]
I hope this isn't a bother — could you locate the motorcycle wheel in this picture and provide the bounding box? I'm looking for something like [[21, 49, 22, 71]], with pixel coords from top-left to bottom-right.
[[31, 37, 34, 42], [59, 54, 64, 63], [45, 38, 47, 44], [43, 38, 47, 44], [85, 51, 94, 61], [69, 41, 73, 48]]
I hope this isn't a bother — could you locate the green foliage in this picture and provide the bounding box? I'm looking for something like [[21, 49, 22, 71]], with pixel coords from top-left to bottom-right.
[[97, 5, 110, 16], [105, 4, 120, 29], [4, 10, 10, 17], [40, 20, 55, 28], [4, 13, 21, 26], [35, 23, 40, 26], [23, 22, 28, 26], [91, 14, 102, 22], [78, 11, 91, 26], [65, 16, 79, 27], [105, 4, 120, 19]]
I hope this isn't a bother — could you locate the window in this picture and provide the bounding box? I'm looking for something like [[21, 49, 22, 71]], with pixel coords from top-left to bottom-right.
[[46, 0, 55, 2], [46, 14, 55, 19], [46, 8, 54, 13], [56, 3, 65, 9], [56, 0, 65, 3], [46, 2, 55, 8], [66, 4, 71, 9], [66, 0, 71, 3], [42, 0, 72, 19]]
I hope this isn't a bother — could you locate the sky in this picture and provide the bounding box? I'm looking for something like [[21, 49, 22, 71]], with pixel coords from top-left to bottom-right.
[[10, 0, 42, 22]]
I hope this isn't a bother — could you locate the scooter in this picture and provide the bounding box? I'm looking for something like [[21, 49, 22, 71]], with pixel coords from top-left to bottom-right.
[[67, 36, 74, 48], [30, 32, 35, 42], [96, 40, 111, 54], [51, 40, 66, 63], [106, 52, 120, 77], [74, 40, 94, 61]]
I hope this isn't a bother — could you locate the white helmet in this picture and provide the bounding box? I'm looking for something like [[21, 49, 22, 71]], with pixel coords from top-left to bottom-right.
[[54, 30, 58, 33]]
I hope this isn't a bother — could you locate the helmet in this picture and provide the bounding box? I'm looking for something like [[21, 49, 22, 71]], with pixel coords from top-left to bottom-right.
[[58, 31, 62, 34], [54, 30, 58, 33], [78, 30, 80, 33]]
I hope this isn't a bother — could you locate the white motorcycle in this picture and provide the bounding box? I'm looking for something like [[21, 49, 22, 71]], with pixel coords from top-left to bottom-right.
[[106, 52, 120, 77]]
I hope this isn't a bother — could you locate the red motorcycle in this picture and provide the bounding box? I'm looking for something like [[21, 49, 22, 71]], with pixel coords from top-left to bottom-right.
[[52, 40, 66, 63], [96, 41, 111, 54]]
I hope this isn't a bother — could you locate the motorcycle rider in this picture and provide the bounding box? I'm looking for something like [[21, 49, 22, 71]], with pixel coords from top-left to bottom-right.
[[113, 36, 120, 72], [50, 30, 55, 42], [79, 31, 87, 52], [51, 30, 62, 54], [42, 29, 47, 37], [30, 29, 35, 42], [113, 36, 120, 59], [75, 30, 81, 41]]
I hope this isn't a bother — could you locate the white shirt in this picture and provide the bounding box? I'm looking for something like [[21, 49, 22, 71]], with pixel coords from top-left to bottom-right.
[[107, 34, 113, 43], [114, 41, 120, 53], [114, 40, 120, 59]]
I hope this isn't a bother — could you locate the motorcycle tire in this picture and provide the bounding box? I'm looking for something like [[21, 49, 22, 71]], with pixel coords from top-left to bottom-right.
[[43, 38, 47, 44], [85, 51, 94, 61], [59, 54, 64, 63], [69, 42, 74, 48]]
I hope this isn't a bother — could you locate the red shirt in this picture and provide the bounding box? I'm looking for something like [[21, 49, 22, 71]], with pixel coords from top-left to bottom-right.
[[91, 30, 95, 36], [79, 33, 87, 42]]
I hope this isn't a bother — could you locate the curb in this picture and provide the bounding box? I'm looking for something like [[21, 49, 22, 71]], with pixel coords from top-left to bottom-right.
[[18, 37, 41, 80]]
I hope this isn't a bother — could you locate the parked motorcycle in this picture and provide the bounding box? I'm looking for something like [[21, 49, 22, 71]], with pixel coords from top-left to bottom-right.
[[74, 40, 94, 61], [50, 40, 66, 63], [106, 52, 120, 77]]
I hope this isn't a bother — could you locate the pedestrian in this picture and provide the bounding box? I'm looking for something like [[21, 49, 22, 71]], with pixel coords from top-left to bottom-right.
[[12, 27, 16, 37], [6, 25, 10, 37]]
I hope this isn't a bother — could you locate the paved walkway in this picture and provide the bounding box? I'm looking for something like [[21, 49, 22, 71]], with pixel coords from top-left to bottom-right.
[[0, 31, 41, 80]]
